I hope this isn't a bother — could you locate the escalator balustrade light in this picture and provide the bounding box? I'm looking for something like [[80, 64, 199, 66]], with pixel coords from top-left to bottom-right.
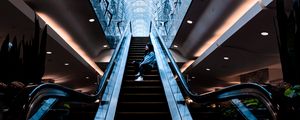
[[95, 99, 100, 103], [186, 98, 194, 104]]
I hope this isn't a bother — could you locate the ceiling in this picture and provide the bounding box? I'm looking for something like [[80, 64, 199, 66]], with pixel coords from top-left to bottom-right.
[[1, 0, 283, 94], [0, 0, 102, 94], [24, 0, 108, 58], [189, 6, 280, 78], [170, 0, 282, 92]]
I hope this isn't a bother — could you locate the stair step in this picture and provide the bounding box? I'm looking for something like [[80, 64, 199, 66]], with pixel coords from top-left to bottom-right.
[[122, 86, 163, 93], [115, 112, 171, 120], [125, 70, 158, 75], [115, 38, 171, 120], [119, 93, 166, 102], [123, 80, 161, 86], [117, 102, 169, 112], [129, 47, 145, 50], [129, 50, 145, 52], [130, 46, 146, 48], [131, 42, 148, 43], [127, 58, 143, 61], [124, 75, 160, 80], [128, 56, 144, 59], [129, 53, 144, 55]]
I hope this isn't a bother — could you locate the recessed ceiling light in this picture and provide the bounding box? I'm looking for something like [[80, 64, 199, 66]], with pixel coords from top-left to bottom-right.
[[103, 45, 108, 48], [223, 56, 229, 60], [64, 63, 69, 66], [173, 45, 178, 48], [205, 68, 211, 71], [95, 99, 100, 103], [46, 51, 52, 55], [89, 19, 95, 22], [261, 32, 269, 36], [187, 20, 193, 24], [85, 76, 90, 79], [191, 76, 196, 79]]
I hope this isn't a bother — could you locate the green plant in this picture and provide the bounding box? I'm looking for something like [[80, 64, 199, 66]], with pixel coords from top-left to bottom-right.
[[284, 85, 300, 98], [242, 98, 264, 108]]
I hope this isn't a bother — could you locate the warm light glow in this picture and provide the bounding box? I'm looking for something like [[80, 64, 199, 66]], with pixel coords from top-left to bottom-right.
[[85, 76, 90, 79], [261, 32, 269, 36], [42, 75, 71, 84], [173, 45, 178, 48], [64, 63, 70, 66], [103, 45, 108, 48], [89, 19, 95, 22], [95, 99, 100, 103], [181, 0, 261, 73], [37, 12, 104, 75], [180, 60, 195, 72], [229, 81, 241, 84], [186, 98, 194, 104], [75, 86, 94, 93], [187, 20, 193, 24], [206, 87, 224, 92], [194, 0, 258, 57], [205, 68, 211, 71]]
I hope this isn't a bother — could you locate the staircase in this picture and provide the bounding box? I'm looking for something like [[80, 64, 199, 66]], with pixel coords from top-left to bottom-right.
[[115, 37, 172, 120]]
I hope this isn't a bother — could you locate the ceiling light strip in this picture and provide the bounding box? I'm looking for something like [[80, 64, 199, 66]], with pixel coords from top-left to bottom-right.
[[182, 0, 271, 73], [37, 12, 104, 75]]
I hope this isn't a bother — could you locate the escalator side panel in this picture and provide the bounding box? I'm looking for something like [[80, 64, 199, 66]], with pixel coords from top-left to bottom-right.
[[150, 33, 193, 120]]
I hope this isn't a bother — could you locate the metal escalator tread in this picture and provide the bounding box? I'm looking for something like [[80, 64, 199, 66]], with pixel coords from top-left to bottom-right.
[[115, 37, 172, 120]]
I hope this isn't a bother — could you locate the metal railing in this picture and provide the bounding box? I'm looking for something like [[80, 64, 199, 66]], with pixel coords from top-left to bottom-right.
[[151, 21, 279, 120]]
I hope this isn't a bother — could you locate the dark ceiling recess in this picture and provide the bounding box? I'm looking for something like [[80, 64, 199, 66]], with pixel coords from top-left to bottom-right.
[[24, 0, 108, 58], [0, 0, 99, 94]]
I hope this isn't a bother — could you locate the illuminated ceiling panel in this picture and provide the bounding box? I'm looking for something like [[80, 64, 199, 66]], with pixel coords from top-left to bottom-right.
[[91, 0, 191, 43]]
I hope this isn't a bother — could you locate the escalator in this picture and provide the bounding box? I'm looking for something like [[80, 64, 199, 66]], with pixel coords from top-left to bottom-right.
[[115, 38, 171, 119], [20, 23, 280, 120]]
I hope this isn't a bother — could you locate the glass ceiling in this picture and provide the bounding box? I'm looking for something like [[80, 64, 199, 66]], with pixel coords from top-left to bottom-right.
[[90, 0, 191, 48]]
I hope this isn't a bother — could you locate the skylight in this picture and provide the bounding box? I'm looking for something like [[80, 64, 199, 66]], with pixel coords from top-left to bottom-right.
[[90, 0, 192, 46]]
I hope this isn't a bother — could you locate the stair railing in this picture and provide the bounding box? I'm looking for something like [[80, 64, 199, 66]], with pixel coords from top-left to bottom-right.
[[151, 20, 279, 120], [25, 22, 131, 120]]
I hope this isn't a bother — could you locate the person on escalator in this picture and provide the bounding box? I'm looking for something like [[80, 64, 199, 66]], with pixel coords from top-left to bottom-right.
[[132, 43, 156, 81]]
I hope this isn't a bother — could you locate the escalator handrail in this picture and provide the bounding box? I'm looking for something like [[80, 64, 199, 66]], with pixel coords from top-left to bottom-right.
[[25, 22, 131, 119], [151, 21, 278, 119]]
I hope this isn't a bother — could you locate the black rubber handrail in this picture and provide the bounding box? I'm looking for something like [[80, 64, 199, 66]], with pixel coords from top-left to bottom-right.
[[25, 23, 131, 119], [152, 23, 278, 120]]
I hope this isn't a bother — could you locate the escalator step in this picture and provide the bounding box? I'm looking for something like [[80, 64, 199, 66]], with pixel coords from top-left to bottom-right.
[[124, 75, 160, 80], [115, 38, 171, 119], [115, 112, 171, 120], [117, 102, 169, 112], [122, 80, 161, 86], [121, 86, 163, 93], [119, 93, 166, 102]]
